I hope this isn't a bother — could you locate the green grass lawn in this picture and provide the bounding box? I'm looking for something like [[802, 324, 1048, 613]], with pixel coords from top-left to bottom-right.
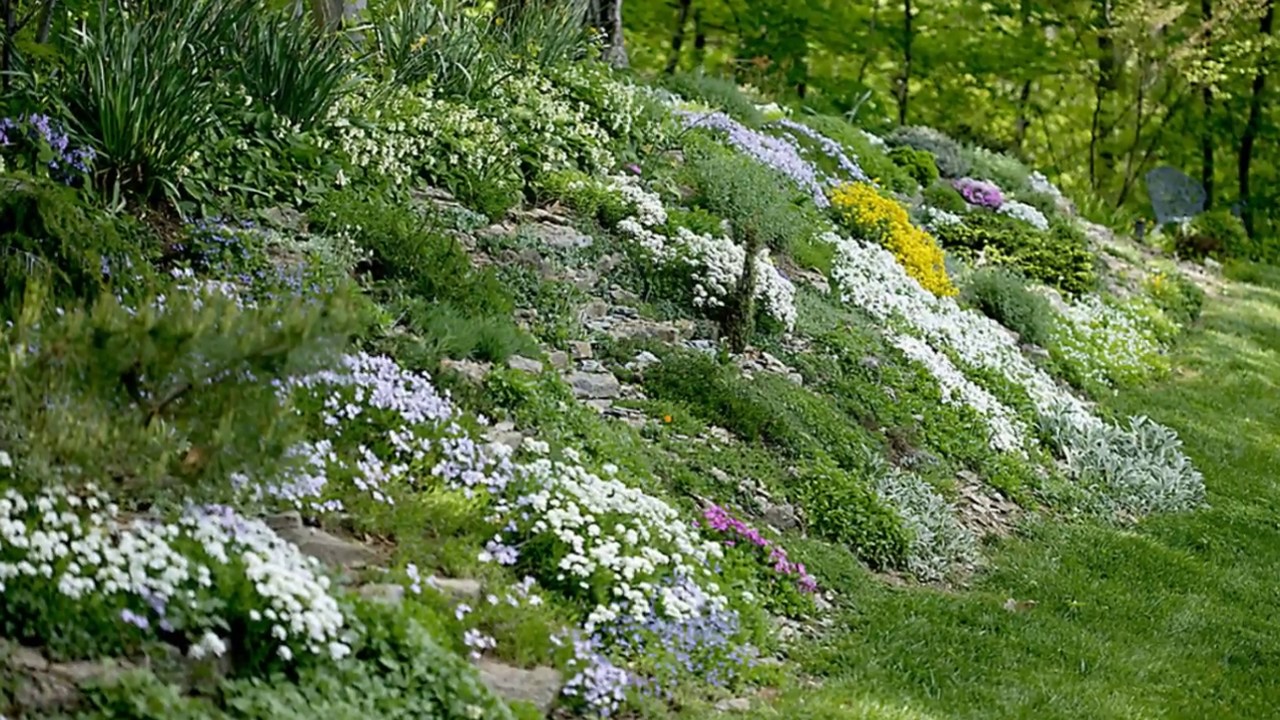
[[736, 264, 1280, 720]]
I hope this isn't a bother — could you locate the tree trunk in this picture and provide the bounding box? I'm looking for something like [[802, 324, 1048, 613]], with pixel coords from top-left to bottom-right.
[[1239, 0, 1274, 237], [723, 234, 761, 354], [1090, 0, 1119, 190], [665, 0, 692, 74], [1014, 80, 1033, 151], [692, 7, 706, 66], [2, 0, 13, 94], [587, 0, 627, 67], [1201, 0, 1215, 208], [897, 0, 912, 125]]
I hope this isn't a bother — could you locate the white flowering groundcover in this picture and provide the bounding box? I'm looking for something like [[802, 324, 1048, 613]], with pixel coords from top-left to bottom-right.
[[825, 231, 1204, 515]]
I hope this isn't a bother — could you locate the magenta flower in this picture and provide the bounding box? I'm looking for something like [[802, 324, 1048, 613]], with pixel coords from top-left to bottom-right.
[[698, 504, 818, 594]]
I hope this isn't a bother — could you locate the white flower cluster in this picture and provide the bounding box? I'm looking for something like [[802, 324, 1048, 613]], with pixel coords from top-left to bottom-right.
[[499, 442, 726, 631], [1029, 171, 1065, 202], [890, 333, 1027, 453], [493, 71, 617, 174], [607, 175, 797, 329], [0, 485, 348, 661], [1048, 295, 1166, 387], [998, 200, 1050, 231], [326, 84, 519, 190], [918, 205, 965, 233], [825, 231, 1203, 513]]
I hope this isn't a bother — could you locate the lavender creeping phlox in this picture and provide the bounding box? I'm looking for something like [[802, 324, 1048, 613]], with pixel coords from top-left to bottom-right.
[[675, 109, 831, 208], [773, 118, 870, 185], [250, 353, 515, 510]]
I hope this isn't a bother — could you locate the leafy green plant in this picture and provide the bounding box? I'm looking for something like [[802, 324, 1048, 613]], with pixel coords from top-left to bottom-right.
[[367, 0, 497, 96], [1176, 209, 1254, 260], [1145, 270, 1204, 326], [663, 71, 765, 126], [57, 0, 255, 199], [923, 179, 968, 213], [888, 146, 939, 188], [796, 458, 911, 570], [960, 267, 1056, 348], [934, 213, 1097, 295], [233, 9, 354, 130], [887, 126, 970, 178], [801, 115, 916, 193], [964, 145, 1032, 195]]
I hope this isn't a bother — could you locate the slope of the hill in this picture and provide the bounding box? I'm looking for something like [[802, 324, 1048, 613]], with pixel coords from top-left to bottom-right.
[[0, 5, 1271, 719], [734, 263, 1280, 719]]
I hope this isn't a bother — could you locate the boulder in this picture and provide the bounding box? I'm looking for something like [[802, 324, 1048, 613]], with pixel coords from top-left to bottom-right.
[[567, 371, 621, 400], [276, 526, 376, 569], [476, 660, 563, 715]]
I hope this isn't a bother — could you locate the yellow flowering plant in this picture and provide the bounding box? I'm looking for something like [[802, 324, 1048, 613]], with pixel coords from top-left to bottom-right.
[[829, 182, 958, 296]]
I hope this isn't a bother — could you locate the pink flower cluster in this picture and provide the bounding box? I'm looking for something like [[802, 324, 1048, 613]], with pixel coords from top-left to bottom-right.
[[954, 177, 1004, 209], [699, 505, 818, 594]]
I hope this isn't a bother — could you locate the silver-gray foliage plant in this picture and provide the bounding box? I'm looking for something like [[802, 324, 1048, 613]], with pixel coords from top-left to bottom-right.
[[872, 465, 978, 582]]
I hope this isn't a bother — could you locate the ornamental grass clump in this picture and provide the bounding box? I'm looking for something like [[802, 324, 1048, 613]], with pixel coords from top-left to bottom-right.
[[830, 181, 957, 297]]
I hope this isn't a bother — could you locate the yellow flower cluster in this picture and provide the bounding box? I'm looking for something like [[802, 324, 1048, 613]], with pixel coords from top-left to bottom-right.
[[829, 182, 958, 296]]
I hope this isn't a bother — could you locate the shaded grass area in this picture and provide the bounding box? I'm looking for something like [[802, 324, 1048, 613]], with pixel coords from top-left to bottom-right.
[[726, 264, 1280, 719]]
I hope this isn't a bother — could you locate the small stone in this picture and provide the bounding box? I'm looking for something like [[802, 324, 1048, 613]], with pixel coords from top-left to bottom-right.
[[530, 223, 594, 250], [578, 359, 606, 373], [49, 658, 131, 685], [1204, 256, 1223, 272], [265, 511, 303, 532], [787, 372, 804, 385], [547, 351, 571, 370], [582, 300, 610, 319], [359, 583, 406, 606], [440, 358, 491, 384], [6, 644, 48, 672], [433, 577, 483, 600], [568, 371, 621, 399], [860, 355, 881, 370], [610, 286, 640, 303], [710, 467, 732, 484], [762, 503, 800, 532], [569, 340, 594, 359], [476, 660, 563, 714], [626, 351, 660, 370], [507, 355, 544, 374], [715, 697, 752, 713], [276, 527, 376, 569]]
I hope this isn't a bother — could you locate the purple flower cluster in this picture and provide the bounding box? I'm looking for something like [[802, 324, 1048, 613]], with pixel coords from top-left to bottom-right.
[[953, 177, 1004, 209], [0, 114, 95, 183], [267, 353, 514, 509], [700, 504, 818, 594], [774, 118, 869, 184], [594, 606, 756, 701], [562, 634, 635, 717], [675, 109, 830, 208]]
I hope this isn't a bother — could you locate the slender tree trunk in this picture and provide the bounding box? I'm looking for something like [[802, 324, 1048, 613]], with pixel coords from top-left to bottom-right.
[[724, 234, 761, 353], [1240, 0, 1274, 237], [665, 0, 692, 74], [1, 0, 13, 94], [1090, 0, 1118, 190], [588, 0, 628, 68], [897, 0, 912, 125], [692, 7, 706, 66], [1014, 80, 1033, 151], [1201, 0, 1215, 208]]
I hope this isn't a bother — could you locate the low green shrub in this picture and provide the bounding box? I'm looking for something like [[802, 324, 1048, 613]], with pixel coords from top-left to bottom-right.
[[934, 213, 1097, 295], [1145, 270, 1204, 326], [964, 146, 1032, 195], [922, 179, 968, 213], [796, 458, 911, 570], [801, 116, 916, 193], [888, 146, 939, 188], [663, 71, 765, 126], [1175, 209, 1254, 260], [887, 126, 970, 179], [960, 267, 1056, 348]]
